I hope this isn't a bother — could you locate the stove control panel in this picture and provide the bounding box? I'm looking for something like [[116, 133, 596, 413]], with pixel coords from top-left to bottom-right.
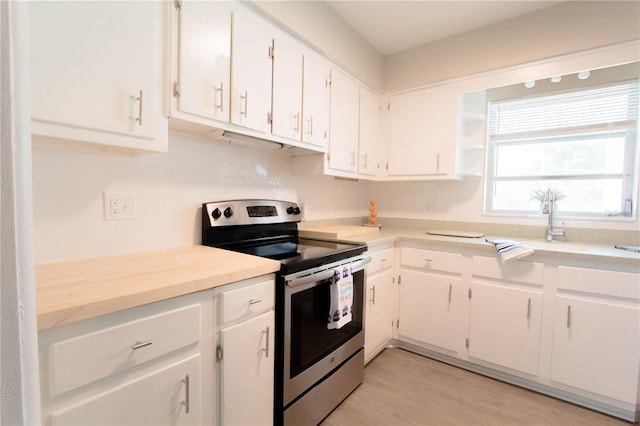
[[202, 199, 301, 227]]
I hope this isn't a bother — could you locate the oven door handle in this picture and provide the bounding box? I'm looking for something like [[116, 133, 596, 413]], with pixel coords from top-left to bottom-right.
[[284, 256, 371, 288]]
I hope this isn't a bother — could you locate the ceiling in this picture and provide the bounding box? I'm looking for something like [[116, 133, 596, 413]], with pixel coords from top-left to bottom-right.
[[325, 1, 567, 56]]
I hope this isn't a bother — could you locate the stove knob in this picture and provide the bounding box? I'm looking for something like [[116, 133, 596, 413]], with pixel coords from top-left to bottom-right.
[[286, 206, 295, 214], [293, 207, 301, 215], [223, 207, 233, 218], [211, 208, 222, 220]]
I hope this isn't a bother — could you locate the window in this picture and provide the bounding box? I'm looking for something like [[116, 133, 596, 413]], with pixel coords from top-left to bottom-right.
[[485, 80, 639, 218]]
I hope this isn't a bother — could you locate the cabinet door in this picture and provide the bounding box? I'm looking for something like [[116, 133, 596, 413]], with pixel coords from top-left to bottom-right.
[[272, 32, 303, 141], [301, 50, 330, 148], [364, 268, 394, 360], [230, 10, 273, 133], [328, 68, 360, 175], [176, 1, 231, 122], [551, 296, 640, 404], [387, 85, 455, 177], [30, 2, 160, 142], [220, 311, 274, 425], [468, 282, 543, 375], [50, 355, 200, 425], [398, 270, 463, 353], [358, 86, 381, 177]]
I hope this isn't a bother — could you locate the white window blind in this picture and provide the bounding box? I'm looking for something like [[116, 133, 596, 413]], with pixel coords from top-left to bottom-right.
[[489, 82, 638, 141]]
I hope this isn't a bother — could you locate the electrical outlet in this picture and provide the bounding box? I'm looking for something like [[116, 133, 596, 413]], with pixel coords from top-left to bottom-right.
[[103, 192, 135, 220]]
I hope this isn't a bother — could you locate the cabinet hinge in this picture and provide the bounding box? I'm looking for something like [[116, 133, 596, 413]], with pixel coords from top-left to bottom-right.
[[267, 111, 273, 124], [173, 81, 181, 98], [174, 0, 182, 10], [465, 338, 470, 348], [268, 43, 274, 60], [216, 344, 223, 362], [468, 288, 472, 299]]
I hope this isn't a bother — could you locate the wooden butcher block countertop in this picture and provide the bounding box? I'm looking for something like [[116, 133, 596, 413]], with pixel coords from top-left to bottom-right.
[[36, 246, 280, 331], [298, 224, 380, 240]]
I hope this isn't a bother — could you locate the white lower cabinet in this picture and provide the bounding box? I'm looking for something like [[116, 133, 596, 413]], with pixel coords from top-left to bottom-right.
[[380, 242, 639, 420], [50, 355, 201, 426], [468, 256, 544, 376], [214, 277, 275, 425], [397, 247, 466, 354], [468, 281, 543, 375], [550, 266, 640, 405], [38, 290, 214, 426], [364, 246, 395, 362]]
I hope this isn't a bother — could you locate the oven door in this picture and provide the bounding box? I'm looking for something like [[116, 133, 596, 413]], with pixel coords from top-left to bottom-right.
[[282, 255, 370, 407]]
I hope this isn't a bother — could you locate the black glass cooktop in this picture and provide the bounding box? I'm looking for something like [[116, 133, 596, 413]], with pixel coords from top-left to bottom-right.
[[231, 238, 367, 275]]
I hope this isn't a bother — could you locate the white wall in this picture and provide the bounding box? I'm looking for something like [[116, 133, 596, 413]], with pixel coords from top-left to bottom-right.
[[384, 1, 640, 91], [32, 130, 368, 264], [1, 1, 41, 424]]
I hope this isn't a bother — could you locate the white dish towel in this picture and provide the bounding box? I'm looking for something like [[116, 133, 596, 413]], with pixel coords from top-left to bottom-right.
[[486, 238, 535, 262], [327, 265, 353, 329]]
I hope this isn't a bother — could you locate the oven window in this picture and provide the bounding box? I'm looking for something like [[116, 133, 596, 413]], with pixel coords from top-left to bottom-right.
[[289, 272, 363, 378]]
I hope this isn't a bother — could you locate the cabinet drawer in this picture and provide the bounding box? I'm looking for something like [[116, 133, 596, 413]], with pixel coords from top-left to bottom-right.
[[47, 304, 200, 397], [472, 255, 543, 285], [557, 266, 640, 299], [401, 247, 462, 274], [367, 248, 394, 275], [221, 279, 274, 324]]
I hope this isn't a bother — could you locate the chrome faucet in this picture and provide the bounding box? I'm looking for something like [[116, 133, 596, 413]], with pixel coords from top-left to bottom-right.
[[542, 188, 566, 241]]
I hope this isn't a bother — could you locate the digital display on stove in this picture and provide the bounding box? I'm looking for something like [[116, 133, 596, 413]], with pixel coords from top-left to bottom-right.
[[247, 205, 278, 217]]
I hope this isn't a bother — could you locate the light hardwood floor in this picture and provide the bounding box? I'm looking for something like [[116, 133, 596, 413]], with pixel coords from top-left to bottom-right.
[[321, 348, 631, 426]]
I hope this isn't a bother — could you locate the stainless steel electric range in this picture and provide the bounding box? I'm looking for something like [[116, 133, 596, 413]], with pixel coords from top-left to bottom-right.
[[201, 199, 370, 426]]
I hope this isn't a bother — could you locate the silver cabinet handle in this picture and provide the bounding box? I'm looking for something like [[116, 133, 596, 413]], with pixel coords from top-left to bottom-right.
[[527, 298, 531, 320], [183, 375, 190, 414], [240, 90, 248, 117], [293, 112, 300, 135], [567, 305, 571, 328], [350, 150, 356, 167], [307, 116, 313, 136], [370, 285, 376, 305], [448, 284, 452, 304], [249, 298, 262, 305], [131, 340, 152, 350], [215, 82, 224, 112], [261, 326, 270, 358], [436, 152, 440, 173], [135, 90, 143, 126], [362, 153, 368, 169]]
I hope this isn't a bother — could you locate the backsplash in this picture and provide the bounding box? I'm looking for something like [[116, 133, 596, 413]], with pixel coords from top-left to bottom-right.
[[32, 129, 367, 264]]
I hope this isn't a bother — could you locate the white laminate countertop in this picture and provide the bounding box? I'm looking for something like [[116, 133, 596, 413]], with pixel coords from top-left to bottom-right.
[[331, 227, 640, 266]]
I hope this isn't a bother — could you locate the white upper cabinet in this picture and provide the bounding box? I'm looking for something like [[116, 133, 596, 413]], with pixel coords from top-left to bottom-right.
[[29, 1, 167, 152], [358, 86, 382, 177], [230, 9, 274, 134], [271, 30, 304, 141], [386, 84, 456, 178], [301, 49, 330, 149], [170, 1, 231, 124], [327, 68, 360, 176]]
